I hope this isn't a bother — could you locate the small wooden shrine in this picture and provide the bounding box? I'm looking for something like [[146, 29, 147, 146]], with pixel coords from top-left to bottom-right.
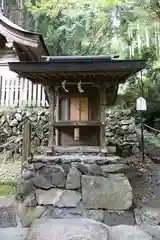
[[0, 10, 146, 153], [9, 56, 146, 152]]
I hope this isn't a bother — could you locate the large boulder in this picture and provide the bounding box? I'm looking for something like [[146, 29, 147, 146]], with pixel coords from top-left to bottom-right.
[[18, 179, 35, 196], [38, 165, 66, 188], [56, 190, 81, 208], [82, 174, 132, 210], [36, 189, 64, 205], [104, 210, 136, 226], [42, 207, 104, 222], [33, 175, 54, 190], [36, 189, 81, 207], [109, 225, 152, 240], [100, 164, 129, 174], [66, 167, 81, 189], [0, 228, 28, 240], [25, 219, 154, 240], [16, 198, 45, 227], [25, 219, 110, 240]]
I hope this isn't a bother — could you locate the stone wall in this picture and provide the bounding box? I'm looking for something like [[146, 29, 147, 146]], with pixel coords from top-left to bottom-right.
[[0, 108, 49, 160], [0, 108, 139, 161], [105, 109, 139, 156], [16, 154, 134, 227]]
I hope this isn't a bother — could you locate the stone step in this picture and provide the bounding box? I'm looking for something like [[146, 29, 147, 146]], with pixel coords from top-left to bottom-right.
[[53, 146, 108, 154], [31, 154, 121, 164], [37, 146, 117, 156]]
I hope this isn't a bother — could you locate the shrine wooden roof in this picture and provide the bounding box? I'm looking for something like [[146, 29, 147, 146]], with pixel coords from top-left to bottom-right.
[[0, 12, 49, 61], [8, 56, 146, 87]]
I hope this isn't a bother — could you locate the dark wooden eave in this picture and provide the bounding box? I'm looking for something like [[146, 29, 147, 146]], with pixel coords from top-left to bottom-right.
[[0, 12, 49, 61], [8, 57, 146, 87]]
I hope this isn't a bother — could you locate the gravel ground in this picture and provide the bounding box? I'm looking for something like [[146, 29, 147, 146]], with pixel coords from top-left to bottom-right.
[[0, 160, 21, 182], [124, 153, 160, 206]]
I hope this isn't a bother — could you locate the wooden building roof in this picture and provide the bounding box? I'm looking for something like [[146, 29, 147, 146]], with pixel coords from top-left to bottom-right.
[[9, 56, 146, 88], [0, 12, 49, 61]]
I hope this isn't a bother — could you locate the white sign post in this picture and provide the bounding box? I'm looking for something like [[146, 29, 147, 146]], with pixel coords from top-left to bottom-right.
[[136, 97, 147, 111], [136, 97, 147, 162]]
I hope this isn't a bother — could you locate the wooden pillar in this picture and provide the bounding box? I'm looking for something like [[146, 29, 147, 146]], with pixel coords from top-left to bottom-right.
[[22, 120, 31, 173], [99, 84, 106, 149], [48, 87, 55, 154], [55, 87, 59, 146]]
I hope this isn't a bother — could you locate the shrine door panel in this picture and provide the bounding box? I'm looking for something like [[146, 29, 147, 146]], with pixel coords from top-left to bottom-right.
[[70, 97, 88, 121], [80, 97, 88, 120]]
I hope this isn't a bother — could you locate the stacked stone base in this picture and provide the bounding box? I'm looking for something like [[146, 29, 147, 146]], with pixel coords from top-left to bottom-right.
[[14, 153, 135, 227]]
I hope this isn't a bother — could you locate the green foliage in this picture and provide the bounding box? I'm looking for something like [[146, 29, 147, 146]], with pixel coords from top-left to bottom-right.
[[24, 0, 160, 127], [144, 130, 160, 147], [112, 0, 160, 126], [117, 44, 160, 125], [103, 0, 126, 4], [25, 0, 116, 55]]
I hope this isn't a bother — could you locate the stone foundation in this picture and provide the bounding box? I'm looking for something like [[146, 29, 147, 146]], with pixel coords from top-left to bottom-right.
[[15, 154, 134, 227], [0, 108, 140, 228]]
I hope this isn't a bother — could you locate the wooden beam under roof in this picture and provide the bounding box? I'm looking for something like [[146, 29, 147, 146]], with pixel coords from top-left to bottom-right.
[[8, 58, 146, 88]]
